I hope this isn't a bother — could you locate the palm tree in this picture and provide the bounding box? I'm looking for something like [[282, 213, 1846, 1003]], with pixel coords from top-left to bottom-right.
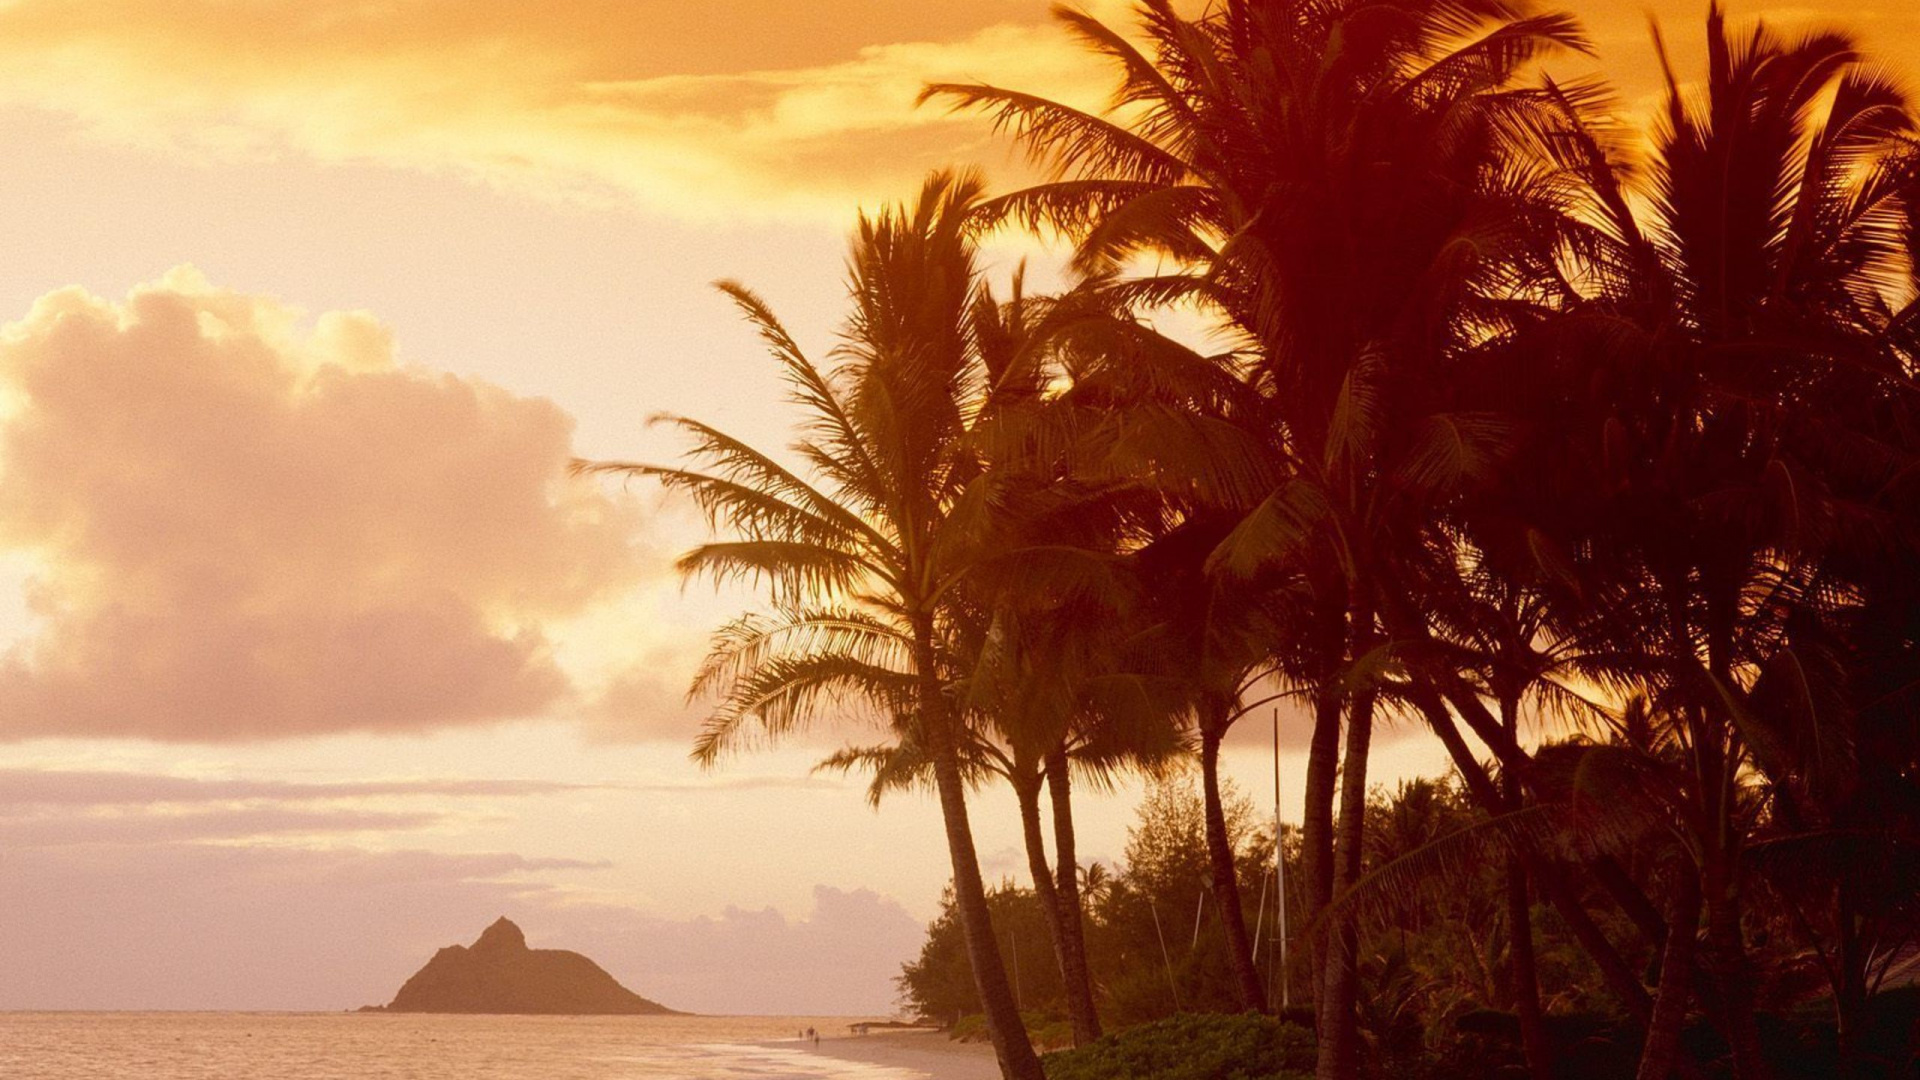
[[928, 4, 1598, 1073], [1128, 516, 1306, 1014], [576, 171, 1045, 1080], [822, 591, 1184, 1047], [1419, 550, 1616, 1079], [1493, 8, 1920, 1076]]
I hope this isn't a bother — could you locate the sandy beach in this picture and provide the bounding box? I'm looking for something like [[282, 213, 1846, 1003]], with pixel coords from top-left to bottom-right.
[[774, 1030, 1000, 1080]]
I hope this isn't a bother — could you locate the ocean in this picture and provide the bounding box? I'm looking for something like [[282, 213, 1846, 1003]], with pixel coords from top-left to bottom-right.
[[0, 1013, 924, 1079]]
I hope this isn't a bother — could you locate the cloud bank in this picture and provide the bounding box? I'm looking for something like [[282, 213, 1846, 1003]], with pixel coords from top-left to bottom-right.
[[0, 839, 922, 1014], [0, 0, 1125, 219], [0, 270, 642, 742], [0, 764, 922, 1013]]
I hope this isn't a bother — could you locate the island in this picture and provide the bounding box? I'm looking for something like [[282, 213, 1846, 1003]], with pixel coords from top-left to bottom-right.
[[365, 916, 680, 1015]]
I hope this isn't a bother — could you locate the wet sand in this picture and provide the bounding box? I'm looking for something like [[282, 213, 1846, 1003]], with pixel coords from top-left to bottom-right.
[[774, 1030, 1000, 1080]]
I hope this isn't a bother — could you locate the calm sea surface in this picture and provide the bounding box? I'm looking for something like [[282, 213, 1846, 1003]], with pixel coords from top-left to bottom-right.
[[0, 1013, 918, 1080]]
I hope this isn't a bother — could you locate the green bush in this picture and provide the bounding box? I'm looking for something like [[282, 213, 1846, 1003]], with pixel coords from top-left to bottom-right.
[[947, 1012, 1076, 1051], [1030, 1018, 1076, 1052], [1041, 1012, 1314, 1080]]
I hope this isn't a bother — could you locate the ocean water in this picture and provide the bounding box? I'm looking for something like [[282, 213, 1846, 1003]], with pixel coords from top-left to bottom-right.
[[0, 1013, 923, 1080]]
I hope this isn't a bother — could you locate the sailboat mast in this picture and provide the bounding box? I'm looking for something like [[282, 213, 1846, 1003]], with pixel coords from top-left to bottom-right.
[[1274, 706, 1288, 1009]]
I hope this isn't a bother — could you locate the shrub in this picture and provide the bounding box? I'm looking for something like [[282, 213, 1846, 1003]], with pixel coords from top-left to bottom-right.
[[947, 1012, 1075, 1052], [1041, 1012, 1314, 1080], [1030, 1019, 1076, 1052]]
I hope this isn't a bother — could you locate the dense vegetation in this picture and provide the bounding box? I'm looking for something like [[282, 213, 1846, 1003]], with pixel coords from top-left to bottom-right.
[[1042, 1012, 1315, 1080], [903, 777, 1287, 1031], [580, 1, 1920, 1077]]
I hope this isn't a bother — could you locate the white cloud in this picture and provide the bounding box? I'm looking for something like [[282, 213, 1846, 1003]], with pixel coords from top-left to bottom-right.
[[0, 270, 647, 741]]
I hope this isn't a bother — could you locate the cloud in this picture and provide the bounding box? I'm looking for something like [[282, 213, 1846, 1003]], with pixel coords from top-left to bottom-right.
[[0, 766, 623, 846], [0, 269, 645, 742], [0, 840, 923, 1014], [636, 775, 847, 794], [0, 2, 1907, 223], [0, 769, 596, 808], [0, 766, 841, 815], [0, 1, 1125, 219], [0, 763, 923, 1013], [585, 648, 709, 742], [565, 884, 928, 1015], [583, 645, 900, 751], [0, 806, 447, 848], [0, 843, 616, 1010]]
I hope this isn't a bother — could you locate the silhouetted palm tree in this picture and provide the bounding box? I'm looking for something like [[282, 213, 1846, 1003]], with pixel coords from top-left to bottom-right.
[[929, 3, 1598, 1071], [822, 591, 1185, 1047], [1506, 8, 1919, 1076], [577, 171, 1046, 1080]]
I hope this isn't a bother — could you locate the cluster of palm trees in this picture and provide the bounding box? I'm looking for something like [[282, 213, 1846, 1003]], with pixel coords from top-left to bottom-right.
[[579, 2, 1920, 1078]]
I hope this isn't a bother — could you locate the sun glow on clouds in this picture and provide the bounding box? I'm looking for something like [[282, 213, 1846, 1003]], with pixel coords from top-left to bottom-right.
[[0, 269, 656, 742], [0, 0, 1124, 220], [0, 0, 1905, 229], [0, 758, 928, 1012]]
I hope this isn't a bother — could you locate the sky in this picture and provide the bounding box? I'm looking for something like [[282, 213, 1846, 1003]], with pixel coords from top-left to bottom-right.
[[0, 0, 1915, 1018]]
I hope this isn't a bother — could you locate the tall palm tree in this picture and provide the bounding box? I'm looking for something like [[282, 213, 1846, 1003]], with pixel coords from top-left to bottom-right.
[[929, 3, 1597, 1072], [576, 171, 1046, 1080], [1504, 8, 1920, 1076], [1417, 546, 1617, 1079], [823, 591, 1184, 1048], [1123, 513, 1324, 1016]]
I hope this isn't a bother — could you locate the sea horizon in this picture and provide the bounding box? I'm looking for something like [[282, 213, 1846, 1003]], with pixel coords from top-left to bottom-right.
[[0, 1011, 971, 1080], [0, 1008, 905, 1018]]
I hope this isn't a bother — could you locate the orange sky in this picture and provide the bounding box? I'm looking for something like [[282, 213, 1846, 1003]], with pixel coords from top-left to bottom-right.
[[0, 0, 1912, 1015]]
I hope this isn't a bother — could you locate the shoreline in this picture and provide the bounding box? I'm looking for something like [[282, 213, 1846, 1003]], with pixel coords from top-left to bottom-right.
[[761, 1030, 999, 1080]]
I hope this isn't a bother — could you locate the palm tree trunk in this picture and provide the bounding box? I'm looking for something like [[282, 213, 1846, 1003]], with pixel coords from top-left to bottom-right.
[[1375, 601, 1656, 1022], [1012, 766, 1075, 1026], [1014, 772, 1056, 920], [1593, 854, 1673, 954], [1315, 690, 1374, 1080], [1404, 679, 1657, 1024], [1834, 880, 1865, 1080], [1637, 864, 1700, 1080], [915, 626, 1043, 1080], [1302, 684, 1342, 1021], [1046, 747, 1103, 1045], [1409, 637, 1674, 974], [1499, 694, 1552, 1080], [1200, 720, 1268, 1013], [1701, 617, 1770, 1080], [1506, 857, 1552, 1080], [1704, 858, 1772, 1080]]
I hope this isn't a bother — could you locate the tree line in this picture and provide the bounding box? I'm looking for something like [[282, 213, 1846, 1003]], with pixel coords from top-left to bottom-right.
[[578, 2, 1920, 1078]]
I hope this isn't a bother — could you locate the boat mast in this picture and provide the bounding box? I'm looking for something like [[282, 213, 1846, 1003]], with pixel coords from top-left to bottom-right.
[[1274, 706, 1288, 1009]]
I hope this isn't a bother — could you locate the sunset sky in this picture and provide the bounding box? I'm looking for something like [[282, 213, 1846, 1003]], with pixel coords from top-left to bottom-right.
[[0, 0, 1915, 1018]]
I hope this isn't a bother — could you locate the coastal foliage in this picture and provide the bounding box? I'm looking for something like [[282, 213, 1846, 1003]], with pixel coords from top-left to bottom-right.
[[1039, 1012, 1313, 1080], [583, 0, 1920, 1077]]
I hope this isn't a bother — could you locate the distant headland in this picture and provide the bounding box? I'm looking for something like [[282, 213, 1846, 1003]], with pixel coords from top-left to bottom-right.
[[363, 917, 680, 1016]]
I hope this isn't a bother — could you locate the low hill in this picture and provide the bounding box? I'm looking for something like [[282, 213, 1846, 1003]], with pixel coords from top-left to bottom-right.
[[370, 917, 679, 1015]]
